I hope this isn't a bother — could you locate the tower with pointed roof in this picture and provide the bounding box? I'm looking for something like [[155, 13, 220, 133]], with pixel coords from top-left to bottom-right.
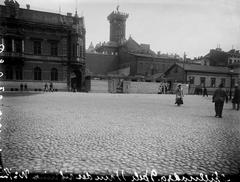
[[107, 6, 128, 44]]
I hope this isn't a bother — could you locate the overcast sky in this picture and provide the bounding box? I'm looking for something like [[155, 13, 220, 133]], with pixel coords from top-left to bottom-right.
[[1, 0, 240, 58]]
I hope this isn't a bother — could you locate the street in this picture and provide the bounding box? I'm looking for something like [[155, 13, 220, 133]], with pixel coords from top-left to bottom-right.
[[1, 93, 240, 175]]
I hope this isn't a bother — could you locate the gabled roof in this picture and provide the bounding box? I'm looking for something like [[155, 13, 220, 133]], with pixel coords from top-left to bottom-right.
[[174, 63, 232, 74], [122, 37, 156, 55]]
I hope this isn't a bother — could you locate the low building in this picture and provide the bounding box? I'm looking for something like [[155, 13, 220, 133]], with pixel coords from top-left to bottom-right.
[[163, 63, 239, 94], [0, 0, 87, 92]]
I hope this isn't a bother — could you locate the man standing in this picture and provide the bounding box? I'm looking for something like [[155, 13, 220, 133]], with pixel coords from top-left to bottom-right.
[[232, 84, 240, 110], [212, 83, 228, 118], [203, 87, 208, 97]]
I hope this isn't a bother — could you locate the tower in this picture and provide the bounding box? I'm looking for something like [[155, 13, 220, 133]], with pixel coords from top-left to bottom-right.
[[107, 6, 128, 44]]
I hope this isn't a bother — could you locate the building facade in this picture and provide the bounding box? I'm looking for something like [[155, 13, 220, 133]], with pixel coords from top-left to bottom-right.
[[86, 7, 179, 80], [0, 0, 87, 91], [163, 63, 239, 94]]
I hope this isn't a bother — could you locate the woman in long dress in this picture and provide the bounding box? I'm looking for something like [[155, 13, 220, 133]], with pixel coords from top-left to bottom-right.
[[175, 84, 184, 106]]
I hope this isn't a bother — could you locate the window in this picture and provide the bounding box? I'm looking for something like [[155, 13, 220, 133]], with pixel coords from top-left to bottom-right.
[[231, 79, 235, 87], [5, 66, 13, 80], [174, 67, 178, 73], [80, 44, 83, 58], [189, 76, 195, 84], [211, 78, 216, 87], [16, 67, 23, 80], [72, 43, 76, 57], [34, 67, 41, 80], [221, 78, 226, 87], [15, 39, 22, 53], [162, 64, 165, 71], [51, 68, 58, 81], [50, 42, 58, 56], [138, 63, 143, 73], [5, 37, 12, 52], [200, 77, 206, 86], [33, 41, 41, 55]]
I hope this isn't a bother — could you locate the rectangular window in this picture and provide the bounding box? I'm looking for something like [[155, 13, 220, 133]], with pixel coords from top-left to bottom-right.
[[5, 37, 12, 52], [72, 44, 75, 57], [50, 42, 58, 56], [77, 44, 80, 57], [231, 79, 235, 87], [200, 77, 206, 86], [16, 67, 23, 80], [15, 39, 22, 53], [138, 62, 143, 73], [33, 41, 41, 55], [221, 78, 226, 87], [211, 78, 216, 87], [189, 76, 195, 84]]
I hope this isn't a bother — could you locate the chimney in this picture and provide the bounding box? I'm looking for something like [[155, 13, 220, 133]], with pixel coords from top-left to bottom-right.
[[26, 4, 30, 9]]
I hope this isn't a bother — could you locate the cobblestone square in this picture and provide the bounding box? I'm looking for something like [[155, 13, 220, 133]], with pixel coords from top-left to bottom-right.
[[1, 93, 240, 175]]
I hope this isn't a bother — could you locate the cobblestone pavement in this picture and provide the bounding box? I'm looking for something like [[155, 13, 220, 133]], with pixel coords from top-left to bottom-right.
[[1, 93, 240, 175]]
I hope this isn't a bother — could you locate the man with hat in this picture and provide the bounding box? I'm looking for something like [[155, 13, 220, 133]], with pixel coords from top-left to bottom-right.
[[212, 83, 228, 118]]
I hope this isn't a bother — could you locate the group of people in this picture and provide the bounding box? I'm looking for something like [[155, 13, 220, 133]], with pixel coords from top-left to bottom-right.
[[212, 83, 240, 118], [158, 82, 170, 94], [175, 83, 240, 118], [44, 82, 54, 92], [20, 83, 28, 91]]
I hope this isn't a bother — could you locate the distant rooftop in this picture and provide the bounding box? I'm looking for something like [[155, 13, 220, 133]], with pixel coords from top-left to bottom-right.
[[176, 63, 233, 74], [0, 0, 84, 27]]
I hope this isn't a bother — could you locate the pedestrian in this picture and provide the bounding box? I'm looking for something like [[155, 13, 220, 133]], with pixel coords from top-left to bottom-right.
[[20, 83, 23, 91], [44, 83, 48, 92], [49, 82, 53, 92], [203, 87, 208, 97], [24, 83, 28, 91], [232, 84, 240, 110], [212, 83, 228, 118], [175, 84, 184, 106], [158, 84, 162, 94]]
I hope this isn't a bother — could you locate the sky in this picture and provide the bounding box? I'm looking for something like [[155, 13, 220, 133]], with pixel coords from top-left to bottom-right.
[[1, 0, 240, 58]]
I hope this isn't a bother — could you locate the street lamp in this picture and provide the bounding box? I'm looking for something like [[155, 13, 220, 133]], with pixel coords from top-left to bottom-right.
[[229, 69, 234, 100]]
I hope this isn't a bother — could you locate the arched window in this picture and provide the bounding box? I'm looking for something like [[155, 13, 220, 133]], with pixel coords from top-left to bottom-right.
[[51, 68, 58, 81], [5, 66, 13, 80], [34, 67, 41, 80], [16, 66, 23, 80]]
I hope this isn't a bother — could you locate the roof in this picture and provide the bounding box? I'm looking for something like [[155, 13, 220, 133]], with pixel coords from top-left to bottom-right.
[[129, 52, 179, 60], [0, 3, 84, 27], [176, 63, 233, 74]]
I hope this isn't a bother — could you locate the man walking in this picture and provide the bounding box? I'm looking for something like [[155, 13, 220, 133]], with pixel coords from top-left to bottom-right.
[[212, 83, 228, 118], [232, 84, 240, 110]]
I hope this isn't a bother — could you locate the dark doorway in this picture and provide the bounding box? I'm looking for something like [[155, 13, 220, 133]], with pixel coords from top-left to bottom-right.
[[70, 70, 82, 92]]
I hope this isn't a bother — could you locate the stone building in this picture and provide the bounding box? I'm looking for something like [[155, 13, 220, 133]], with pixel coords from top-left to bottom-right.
[[0, 0, 87, 91], [86, 7, 179, 80]]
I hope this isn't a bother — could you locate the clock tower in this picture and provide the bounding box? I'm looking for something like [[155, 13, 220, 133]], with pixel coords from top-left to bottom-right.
[[107, 6, 128, 44]]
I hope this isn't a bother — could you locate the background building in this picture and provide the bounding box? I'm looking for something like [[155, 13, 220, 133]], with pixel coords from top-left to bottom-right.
[[163, 63, 239, 94], [86, 7, 180, 80], [0, 0, 87, 91]]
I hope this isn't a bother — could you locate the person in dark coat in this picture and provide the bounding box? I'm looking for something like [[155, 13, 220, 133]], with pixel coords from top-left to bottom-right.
[[212, 83, 228, 118], [203, 87, 208, 97], [175, 84, 184, 106], [232, 85, 240, 110]]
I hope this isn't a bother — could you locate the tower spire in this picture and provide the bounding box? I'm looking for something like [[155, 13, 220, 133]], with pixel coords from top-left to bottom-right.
[[75, 0, 78, 15]]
